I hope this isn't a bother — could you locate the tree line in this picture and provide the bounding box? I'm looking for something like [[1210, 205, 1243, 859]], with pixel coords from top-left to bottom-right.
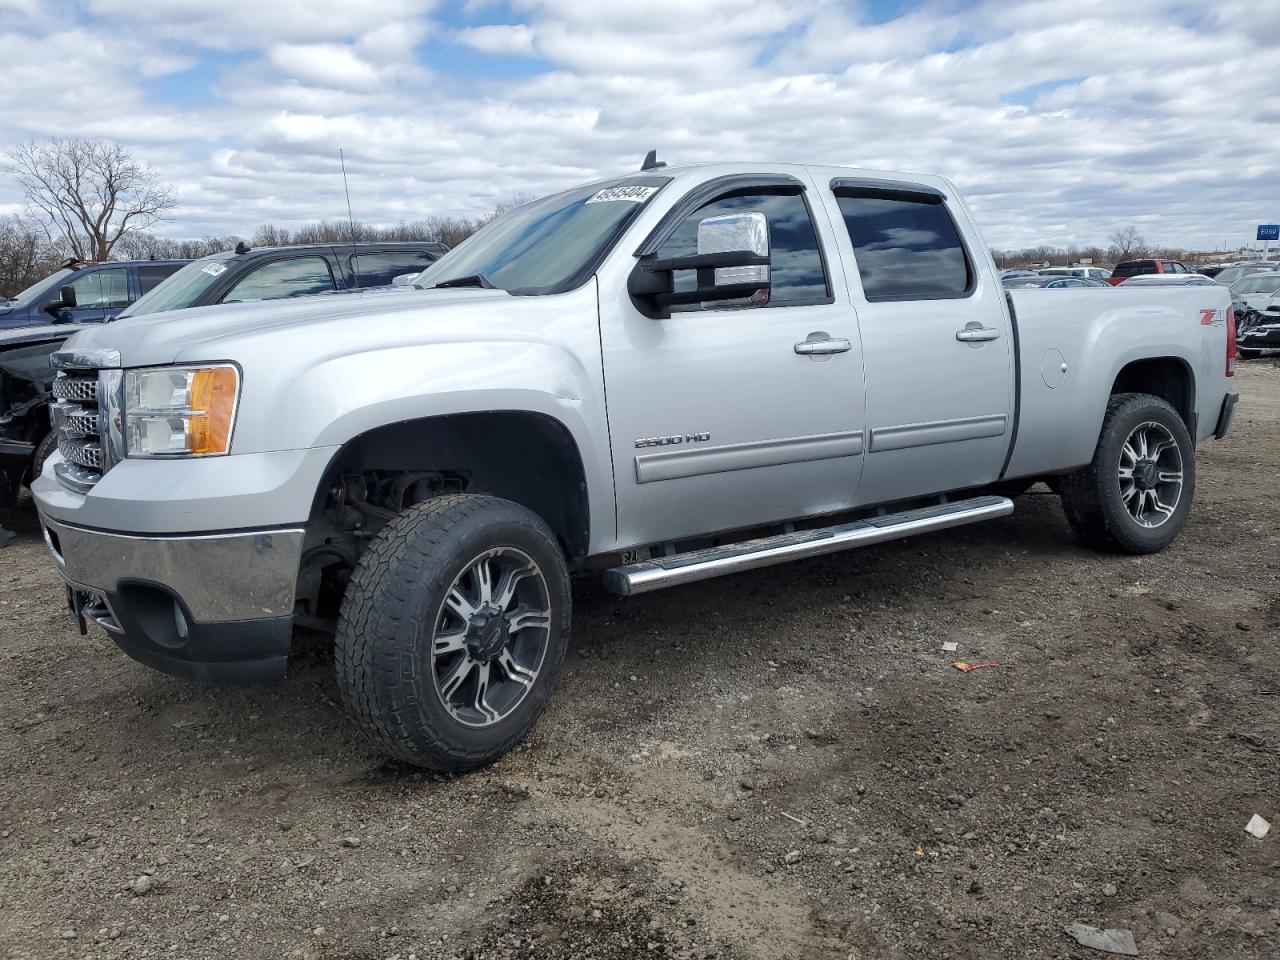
[[0, 136, 1245, 299]]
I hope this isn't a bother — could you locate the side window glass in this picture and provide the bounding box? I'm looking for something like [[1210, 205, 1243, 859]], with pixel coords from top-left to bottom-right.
[[836, 192, 972, 301], [223, 257, 336, 302], [350, 252, 437, 287], [655, 190, 829, 308], [138, 264, 183, 295], [70, 268, 130, 308]]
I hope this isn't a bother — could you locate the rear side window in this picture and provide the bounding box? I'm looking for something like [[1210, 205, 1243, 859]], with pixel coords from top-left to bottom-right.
[[1112, 261, 1155, 278], [137, 263, 183, 295], [350, 251, 438, 287], [836, 192, 973, 301], [222, 257, 336, 303]]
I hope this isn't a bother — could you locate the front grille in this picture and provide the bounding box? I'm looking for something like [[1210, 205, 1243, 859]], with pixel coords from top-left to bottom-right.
[[58, 436, 103, 469], [52, 370, 107, 489]]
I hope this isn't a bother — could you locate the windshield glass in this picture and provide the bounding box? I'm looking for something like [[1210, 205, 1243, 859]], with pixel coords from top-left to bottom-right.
[[6, 268, 74, 307], [415, 177, 669, 295], [1232, 275, 1280, 294], [117, 254, 233, 318]]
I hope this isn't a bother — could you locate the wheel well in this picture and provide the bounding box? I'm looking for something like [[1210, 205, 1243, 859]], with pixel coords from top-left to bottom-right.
[[312, 411, 590, 562], [1110, 358, 1195, 427]]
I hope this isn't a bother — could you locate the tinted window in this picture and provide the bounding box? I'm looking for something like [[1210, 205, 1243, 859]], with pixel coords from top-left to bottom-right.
[[836, 193, 972, 300], [350, 251, 438, 287], [1112, 261, 1155, 278], [137, 263, 184, 295], [223, 257, 335, 303], [656, 190, 829, 307], [71, 267, 130, 308]]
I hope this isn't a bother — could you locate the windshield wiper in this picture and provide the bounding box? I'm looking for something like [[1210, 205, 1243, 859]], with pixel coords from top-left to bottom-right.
[[430, 273, 495, 290]]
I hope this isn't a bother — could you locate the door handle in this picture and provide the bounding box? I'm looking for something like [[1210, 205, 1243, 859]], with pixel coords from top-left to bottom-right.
[[794, 337, 852, 356], [955, 326, 1001, 342]]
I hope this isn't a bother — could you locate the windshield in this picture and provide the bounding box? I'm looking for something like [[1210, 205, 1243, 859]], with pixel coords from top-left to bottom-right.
[[1232, 275, 1280, 294], [415, 177, 669, 295], [117, 254, 233, 318], [5, 268, 75, 307]]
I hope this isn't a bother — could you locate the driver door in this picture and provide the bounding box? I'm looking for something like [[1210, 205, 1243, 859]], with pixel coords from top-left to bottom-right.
[[598, 175, 867, 549]]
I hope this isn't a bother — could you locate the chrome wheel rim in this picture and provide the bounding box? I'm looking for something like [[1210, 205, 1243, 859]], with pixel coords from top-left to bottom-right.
[[430, 546, 551, 728], [1118, 421, 1183, 528]]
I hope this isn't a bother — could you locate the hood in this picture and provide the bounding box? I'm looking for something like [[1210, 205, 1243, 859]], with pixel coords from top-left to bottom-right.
[[59, 286, 518, 367], [0, 322, 87, 351]]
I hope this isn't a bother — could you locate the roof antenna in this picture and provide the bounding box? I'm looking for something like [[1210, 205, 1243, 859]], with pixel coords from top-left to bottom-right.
[[640, 149, 666, 172], [340, 147, 359, 286]]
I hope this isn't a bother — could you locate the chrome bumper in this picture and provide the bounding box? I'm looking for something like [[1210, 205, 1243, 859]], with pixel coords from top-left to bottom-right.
[[39, 516, 304, 622]]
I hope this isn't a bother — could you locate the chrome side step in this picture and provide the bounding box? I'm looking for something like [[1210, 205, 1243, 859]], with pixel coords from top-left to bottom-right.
[[603, 495, 1014, 596]]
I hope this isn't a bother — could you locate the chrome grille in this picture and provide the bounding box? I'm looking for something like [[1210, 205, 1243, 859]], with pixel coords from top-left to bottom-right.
[[58, 436, 103, 470], [51, 376, 99, 402], [52, 370, 106, 489]]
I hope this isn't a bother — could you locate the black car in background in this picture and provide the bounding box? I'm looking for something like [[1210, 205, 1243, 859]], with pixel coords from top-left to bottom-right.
[[0, 241, 448, 513], [118, 241, 448, 319]]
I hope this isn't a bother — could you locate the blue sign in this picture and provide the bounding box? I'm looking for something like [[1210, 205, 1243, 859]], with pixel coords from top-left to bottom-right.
[[1259, 224, 1280, 242]]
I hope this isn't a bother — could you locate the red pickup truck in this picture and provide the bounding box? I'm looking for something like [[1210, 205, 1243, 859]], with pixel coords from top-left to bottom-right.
[[1107, 258, 1192, 285]]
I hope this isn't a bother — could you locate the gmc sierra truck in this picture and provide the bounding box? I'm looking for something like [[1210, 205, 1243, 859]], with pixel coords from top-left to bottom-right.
[[32, 161, 1239, 772]]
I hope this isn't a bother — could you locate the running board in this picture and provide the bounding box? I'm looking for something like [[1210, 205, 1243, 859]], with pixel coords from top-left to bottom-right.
[[603, 495, 1014, 596]]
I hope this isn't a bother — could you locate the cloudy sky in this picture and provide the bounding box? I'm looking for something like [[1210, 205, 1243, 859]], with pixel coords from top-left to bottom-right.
[[0, 0, 1276, 251]]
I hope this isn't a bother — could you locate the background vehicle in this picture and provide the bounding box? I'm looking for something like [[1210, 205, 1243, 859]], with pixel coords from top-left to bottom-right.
[[1039, 266, 1112, 282], [33, 161, 1238, 773], [1238, 299, 1280, 357], [1106, 258, 1192, 285], [1002, 275, 1107, 289], [0, 259, 187, 330], [1214, 262, 1280, 287], [0, 242, 448, 508], [118, 241, 449, 319], [1229, 272, 1280, 313], [1118, 274, 1219, 286]]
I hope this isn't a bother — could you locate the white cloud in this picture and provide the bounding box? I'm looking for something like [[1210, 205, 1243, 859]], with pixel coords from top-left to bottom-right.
[[0, 0, 1274, 250]]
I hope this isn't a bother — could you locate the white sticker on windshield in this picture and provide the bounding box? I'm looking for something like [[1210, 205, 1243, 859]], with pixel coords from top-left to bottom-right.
[[586, 185, 659, 204], [201, 262, 228, 277]]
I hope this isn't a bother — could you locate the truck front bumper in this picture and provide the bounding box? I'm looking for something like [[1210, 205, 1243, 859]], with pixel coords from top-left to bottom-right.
[[38, 514, 304, 685]]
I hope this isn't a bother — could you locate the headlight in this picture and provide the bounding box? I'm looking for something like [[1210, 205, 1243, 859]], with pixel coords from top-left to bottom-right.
[[124, 365, 240, 458]]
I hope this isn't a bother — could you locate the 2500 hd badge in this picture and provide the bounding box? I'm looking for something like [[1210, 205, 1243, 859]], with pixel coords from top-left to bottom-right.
[[635, 432, 711, 448]]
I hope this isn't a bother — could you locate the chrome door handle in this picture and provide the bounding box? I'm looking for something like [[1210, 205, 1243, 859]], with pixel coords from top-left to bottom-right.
[[794, 337, 852, 355], [955, 326, 1001, 342]]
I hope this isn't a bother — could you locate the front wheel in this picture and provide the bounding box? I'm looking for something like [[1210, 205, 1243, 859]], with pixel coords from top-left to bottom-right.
[[335, 494, 571, 771], [1058, 393, 1195, 554]]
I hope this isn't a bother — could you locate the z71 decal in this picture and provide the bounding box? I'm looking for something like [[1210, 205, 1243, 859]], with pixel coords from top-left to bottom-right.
[[1201, 308, 1225, 326]]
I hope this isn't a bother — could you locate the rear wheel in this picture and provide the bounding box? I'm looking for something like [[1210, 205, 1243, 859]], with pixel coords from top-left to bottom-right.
[[1058, 393, 1195, 554], [336, 494, 570, 771]]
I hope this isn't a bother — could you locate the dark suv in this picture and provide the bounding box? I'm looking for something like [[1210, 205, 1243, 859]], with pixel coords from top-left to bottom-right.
[[118, 241, 448, 319], [0, 258, 189, 330], [1106, 259, 1192, 285]]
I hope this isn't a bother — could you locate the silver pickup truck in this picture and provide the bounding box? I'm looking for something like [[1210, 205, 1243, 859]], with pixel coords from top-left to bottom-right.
[[33, 161, 1240, 771]]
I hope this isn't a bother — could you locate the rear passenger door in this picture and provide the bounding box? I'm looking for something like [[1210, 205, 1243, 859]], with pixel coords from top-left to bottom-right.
[[823, 179, 1014, 507]]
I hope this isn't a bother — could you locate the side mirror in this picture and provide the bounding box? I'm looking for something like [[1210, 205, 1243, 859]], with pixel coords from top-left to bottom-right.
[[45, 285, 77, 314], [391, 272, 418, 287], [628, 211, 771, 319]]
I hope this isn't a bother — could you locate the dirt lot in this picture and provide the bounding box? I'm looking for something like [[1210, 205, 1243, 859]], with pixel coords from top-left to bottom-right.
[[1, 364, 1277, 960]]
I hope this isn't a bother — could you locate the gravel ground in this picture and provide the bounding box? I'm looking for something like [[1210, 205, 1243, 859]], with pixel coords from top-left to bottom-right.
[[1, 362, 1277, 960]]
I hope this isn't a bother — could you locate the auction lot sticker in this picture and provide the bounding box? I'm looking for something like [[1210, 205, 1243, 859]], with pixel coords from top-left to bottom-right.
[[586, 185, 659, 204]]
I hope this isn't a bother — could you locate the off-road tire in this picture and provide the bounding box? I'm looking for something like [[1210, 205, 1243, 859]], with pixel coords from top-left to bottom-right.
[[26, 431, 57, 487], [1058, 392, 1195, 554], [335, 494, 571, 771]]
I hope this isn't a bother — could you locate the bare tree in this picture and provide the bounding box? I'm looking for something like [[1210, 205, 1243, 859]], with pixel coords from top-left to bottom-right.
[[1107, 225, 1146, 259], [5, 138, 176, 262]]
